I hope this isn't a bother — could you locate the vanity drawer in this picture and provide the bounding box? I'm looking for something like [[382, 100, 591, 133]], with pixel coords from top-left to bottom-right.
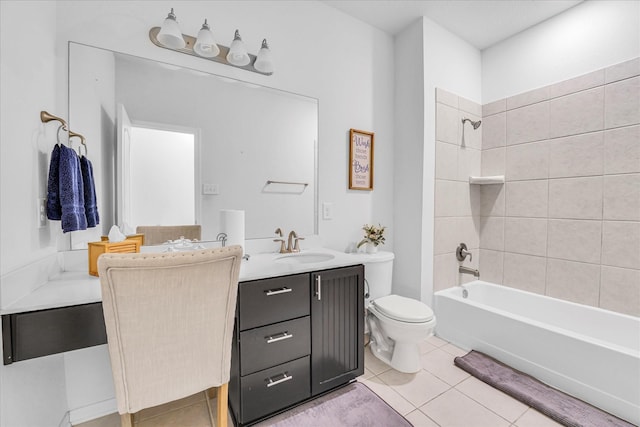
[[2, 303, 107, 365], [240, 356, 310, 423], [240, 316, 310, 376], [239, 274, 309, 331]]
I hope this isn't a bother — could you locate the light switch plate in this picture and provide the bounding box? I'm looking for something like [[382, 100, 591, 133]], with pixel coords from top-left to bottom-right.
[[322, 202, 333, 220], [202, 183, 220, 195], [38, 198, 47, 228]]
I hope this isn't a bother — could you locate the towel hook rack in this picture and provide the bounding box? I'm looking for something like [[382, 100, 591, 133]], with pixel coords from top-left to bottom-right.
[[41, 110, 68, 130], [69, 130, 87, 155], [55, 124, 66, 146], [41, 111, 87, 154]]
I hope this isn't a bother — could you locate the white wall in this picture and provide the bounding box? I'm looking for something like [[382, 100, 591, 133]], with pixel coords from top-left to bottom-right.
[[393, 20, 425, 301], [0, 2, 71, 426], [393, 16, 481, 305], [0, 1, 64, 278], [483, 0, 640, 103]]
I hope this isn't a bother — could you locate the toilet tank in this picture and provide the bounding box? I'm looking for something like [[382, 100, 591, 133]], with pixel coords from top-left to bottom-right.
[[355, 251, 394, 302]]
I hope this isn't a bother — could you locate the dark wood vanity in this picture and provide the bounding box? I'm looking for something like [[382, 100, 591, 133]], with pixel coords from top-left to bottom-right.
[[229, 265, 364, 425]]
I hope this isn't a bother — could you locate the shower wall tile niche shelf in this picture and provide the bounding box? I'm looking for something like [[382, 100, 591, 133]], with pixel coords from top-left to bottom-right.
[[469, 175, 505, 185]]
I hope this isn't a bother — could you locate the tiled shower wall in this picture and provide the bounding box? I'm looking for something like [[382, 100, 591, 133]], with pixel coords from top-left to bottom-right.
[[433, 89, 482, 292], [479, 57, 640, 316]]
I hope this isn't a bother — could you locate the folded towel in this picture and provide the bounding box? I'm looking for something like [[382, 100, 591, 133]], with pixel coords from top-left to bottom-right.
[[59, 145, 87, 233], [46, 144, 62, 220], [80, 155, 99, 228]]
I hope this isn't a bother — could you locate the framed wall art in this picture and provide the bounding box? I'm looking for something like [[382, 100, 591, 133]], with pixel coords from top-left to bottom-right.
[[349, 129, 374, 190]]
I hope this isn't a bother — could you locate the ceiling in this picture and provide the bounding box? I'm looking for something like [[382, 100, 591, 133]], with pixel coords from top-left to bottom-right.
[[322, 0, 583, 50]]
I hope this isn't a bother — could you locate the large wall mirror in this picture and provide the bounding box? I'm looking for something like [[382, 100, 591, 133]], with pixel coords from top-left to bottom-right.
[[68, 42, 318, 248]]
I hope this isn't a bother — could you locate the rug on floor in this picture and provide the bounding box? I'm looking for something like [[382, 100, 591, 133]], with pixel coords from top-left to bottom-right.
[[253, 381, 412, 427], [454, 350, 635, 427]]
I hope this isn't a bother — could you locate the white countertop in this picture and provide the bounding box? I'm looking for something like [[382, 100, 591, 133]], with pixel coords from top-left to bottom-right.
[[0, 248, 367, 315]]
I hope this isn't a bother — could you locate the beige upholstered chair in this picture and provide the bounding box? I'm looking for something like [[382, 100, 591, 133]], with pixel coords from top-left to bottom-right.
[[136, 225, 202, 246], [98, 246, 243, 427]]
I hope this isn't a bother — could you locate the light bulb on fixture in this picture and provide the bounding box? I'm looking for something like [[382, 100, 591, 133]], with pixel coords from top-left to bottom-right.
[[226, 30, 250, 66], [254, 39, 274, 74], [157, 8, 186, 49], [194, 19, 220, 58]]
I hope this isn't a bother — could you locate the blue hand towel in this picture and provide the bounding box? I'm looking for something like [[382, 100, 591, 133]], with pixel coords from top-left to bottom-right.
[[59, 144, 87, 233], [46, 144, 62, 220], [80, 155, 99, 228]]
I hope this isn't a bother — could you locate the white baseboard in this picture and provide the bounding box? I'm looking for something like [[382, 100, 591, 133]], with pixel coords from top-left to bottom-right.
[[57, 411, 71, 427], [69, 398, 117, 425]]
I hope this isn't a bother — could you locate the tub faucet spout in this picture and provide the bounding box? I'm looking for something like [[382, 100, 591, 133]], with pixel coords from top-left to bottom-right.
[[459, 265, 480, 278]]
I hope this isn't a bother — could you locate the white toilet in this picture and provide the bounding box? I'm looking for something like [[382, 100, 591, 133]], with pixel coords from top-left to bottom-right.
[[358, 251, 436, 373]]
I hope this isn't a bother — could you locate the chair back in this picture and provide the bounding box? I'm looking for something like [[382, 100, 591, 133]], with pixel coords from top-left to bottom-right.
[[98, 246, 242, 414], [136, 225, 202, 245]]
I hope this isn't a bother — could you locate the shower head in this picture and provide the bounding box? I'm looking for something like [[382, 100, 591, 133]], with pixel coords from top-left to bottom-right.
[[462, 118, 482, 130]]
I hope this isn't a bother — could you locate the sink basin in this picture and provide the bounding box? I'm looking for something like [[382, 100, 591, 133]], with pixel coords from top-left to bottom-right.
[[275, 252, 336, 264]]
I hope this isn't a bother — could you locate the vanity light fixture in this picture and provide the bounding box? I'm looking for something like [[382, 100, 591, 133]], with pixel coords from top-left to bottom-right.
[[226, 30, 250, 66], [156, 8, 186, 49], [150, 8, 274, 76], [254, 39, 274, 74], [194, 19, 219, 58]]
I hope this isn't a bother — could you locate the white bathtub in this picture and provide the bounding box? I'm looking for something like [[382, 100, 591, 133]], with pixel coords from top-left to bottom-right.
[[434, 281, 640, 425]]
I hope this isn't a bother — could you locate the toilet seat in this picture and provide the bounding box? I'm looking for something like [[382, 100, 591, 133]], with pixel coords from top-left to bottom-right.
[[372, 295, 434, 323]]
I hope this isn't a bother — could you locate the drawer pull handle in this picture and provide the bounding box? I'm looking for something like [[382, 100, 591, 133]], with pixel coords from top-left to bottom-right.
[[315, 275, 322, 301], [266, 332, 293, 343], [265, 287, 292, 296], [266, 373, 293, 388]]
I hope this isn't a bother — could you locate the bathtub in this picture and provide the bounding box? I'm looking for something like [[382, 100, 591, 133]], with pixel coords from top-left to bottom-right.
[[434, 281, 640, 425]]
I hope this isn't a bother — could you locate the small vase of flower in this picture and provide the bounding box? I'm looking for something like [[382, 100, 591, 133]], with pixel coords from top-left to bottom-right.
[[357, 224, 386, 254]]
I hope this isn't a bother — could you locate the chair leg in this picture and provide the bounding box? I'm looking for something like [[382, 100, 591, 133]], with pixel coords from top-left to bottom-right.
[[120, 413, 134, 427], [205, 390, 216, 426], [204, 384, 228, 427], [217, 383, 228, 427]]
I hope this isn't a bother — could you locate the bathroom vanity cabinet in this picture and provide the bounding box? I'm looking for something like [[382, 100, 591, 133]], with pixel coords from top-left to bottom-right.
[[1, 248, 365, 425], [229, 264, 364, 426]]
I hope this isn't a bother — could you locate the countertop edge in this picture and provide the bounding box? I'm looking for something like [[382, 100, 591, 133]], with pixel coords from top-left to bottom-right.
[[1, 248, 367, 315]]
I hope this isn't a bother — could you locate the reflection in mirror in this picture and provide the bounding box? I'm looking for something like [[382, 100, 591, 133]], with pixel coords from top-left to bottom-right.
[[124, 124, 197, 227], [68, 43, 318, 248]]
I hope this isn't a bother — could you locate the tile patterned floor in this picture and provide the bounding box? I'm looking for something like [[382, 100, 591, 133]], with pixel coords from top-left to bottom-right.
[[77, 336, 563, 427], [359, 336, 562, 427]]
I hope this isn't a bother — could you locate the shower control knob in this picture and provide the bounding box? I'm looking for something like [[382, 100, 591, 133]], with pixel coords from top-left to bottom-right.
[[456, 243, 472, 262]]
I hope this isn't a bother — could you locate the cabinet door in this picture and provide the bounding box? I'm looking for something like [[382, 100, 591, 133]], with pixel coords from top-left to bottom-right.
[[310, 265, 364, 396]]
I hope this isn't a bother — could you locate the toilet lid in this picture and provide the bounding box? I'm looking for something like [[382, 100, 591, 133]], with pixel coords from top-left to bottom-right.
[[372, 295, 434, 323]]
